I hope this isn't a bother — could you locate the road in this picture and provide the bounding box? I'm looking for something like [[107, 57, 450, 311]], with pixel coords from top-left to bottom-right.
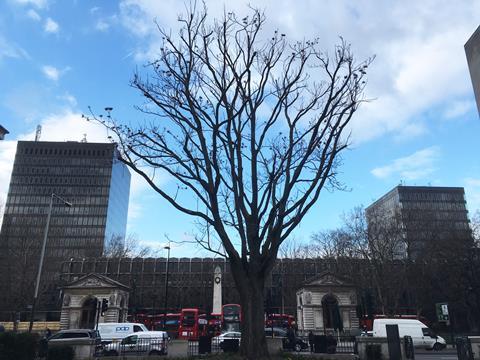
[[415, 348, 458, 360]]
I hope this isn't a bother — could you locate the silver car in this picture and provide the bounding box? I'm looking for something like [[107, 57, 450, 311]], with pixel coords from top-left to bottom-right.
[[103, 331, 168, 357]]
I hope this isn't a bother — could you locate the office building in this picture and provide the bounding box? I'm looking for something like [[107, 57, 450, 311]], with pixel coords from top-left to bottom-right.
[[465, 25, 480, 117], [0, 141, 130, 317], [366, 186, 472, 258]]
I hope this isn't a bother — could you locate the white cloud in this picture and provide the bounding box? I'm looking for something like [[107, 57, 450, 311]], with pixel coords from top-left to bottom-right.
[[12, 0, 48, 8], [371, 146, 440, 181], [116, 0, 480, 143], [44, 17, 59, 33], [57, 92, 77, 107], [41, 65, 71, 81], [95, 20, 110, 32], [26, 9, 41, 21], [443, 100, 476, 119], [42, 65, 59, 81], [0, 35, 29, 60]]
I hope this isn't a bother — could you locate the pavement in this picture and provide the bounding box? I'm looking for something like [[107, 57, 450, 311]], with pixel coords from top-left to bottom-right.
[[415, 348, 459, 360]]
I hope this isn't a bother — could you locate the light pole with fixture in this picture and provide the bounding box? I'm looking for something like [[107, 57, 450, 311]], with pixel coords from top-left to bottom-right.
[[28, 193, 72, 332], [163, 244, 171, 330]]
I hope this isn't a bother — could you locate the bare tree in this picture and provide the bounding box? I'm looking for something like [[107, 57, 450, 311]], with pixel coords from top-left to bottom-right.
[[472, 210, 480, 245], [87, 6, 370, 357], [278, 237, 314, 258], [103, 233, 154, 258], [312, 206, 409, 314]]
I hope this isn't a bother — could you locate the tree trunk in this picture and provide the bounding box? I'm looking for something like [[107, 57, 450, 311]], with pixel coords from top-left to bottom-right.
[[234, 265, 269, 359]]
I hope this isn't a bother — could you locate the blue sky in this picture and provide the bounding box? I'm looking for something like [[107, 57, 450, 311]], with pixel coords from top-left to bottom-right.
[[1, 0, 479, 257]]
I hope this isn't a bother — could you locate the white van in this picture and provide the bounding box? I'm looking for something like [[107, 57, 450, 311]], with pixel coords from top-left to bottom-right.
[[97, 322, 148, 343], [372, 319, 446, 350]]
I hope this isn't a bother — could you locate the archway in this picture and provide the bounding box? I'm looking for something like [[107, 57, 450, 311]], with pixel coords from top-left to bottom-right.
[[322, 294, 342, 331], [80, 297, 98, 329]]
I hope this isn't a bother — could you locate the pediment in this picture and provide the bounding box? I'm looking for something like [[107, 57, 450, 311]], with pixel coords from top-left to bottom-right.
[[302, 271, 352, 288], [62, 273, 129, 290]]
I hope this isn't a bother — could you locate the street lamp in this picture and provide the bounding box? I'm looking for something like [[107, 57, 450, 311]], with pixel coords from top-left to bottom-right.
[[163, 244, 171, 330], [28, 193, 72, 332]]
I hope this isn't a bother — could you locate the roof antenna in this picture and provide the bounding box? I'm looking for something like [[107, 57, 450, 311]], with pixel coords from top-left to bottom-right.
[[35, 125, 42, 141]]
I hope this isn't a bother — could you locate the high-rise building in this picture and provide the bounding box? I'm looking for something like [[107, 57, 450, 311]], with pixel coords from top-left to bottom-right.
[[366, 186, 472, 258], [0, 141, 130, 317], [465, 25, 480, 117]]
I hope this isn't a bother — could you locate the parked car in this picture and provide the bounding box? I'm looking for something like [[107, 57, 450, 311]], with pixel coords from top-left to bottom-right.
[[264, 327, 308, 352], [48, 329, 101, 344], [212, 331, 241, 347], [47, 329, 102, 356], [97, 322, 148, 344], [103, 331, 168, 356], [372, 319, 446, 350], [211, 331, 241, 352]]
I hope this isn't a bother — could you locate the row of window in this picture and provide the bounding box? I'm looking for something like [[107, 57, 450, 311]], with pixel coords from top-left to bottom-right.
[[4, 224, 106, 237], [14, 166, 112, 177], [7, 185, 109, 196], [4, 205, 108, 216], [46, 237, 104, 247], [49, 216, 108, 226], [10, 175, 111, 186], [7, 195, 109, 206], [402, 201, 467, 212], [17, 156, 112, 167], [20, 146, 112, 157], [401, 191, 465, 202]]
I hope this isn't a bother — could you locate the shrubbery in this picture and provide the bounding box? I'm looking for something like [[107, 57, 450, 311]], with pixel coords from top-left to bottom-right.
[[47, 345, 75, 360], [0, 332, 38, 360]]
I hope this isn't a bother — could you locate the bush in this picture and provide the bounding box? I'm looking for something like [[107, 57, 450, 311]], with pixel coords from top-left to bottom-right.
[[47, 345, 75, 360], [0, 332, 38, 360]]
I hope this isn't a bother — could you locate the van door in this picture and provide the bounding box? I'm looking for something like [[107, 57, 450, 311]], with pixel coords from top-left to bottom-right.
[[400, 325, 422, 347], [421, 328, 437, 349], [121, 335, 138, 355]]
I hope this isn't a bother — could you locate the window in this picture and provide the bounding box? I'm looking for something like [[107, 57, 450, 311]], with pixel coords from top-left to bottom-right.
[[122, 335, 138, 344], [422, 328, 436, 338], [133, 325, 143, 333]]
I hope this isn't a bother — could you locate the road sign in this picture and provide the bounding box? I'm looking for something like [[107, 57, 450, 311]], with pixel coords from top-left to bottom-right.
[[436, 303, 449, 322]]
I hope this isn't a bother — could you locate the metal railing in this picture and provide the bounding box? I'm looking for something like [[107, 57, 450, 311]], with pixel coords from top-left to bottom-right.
[[101, 337, 168, 357], [187, 335, 357, 356], [188, 337, 226, 356], [456, 336, 474, 360], [334, 335, 357, 353]]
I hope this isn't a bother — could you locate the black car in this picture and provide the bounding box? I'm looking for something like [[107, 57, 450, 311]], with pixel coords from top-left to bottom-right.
[[264, 327, 308, 352]]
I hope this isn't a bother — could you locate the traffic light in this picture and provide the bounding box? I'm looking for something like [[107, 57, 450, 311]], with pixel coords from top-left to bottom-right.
[[101, 299, 109, 316]]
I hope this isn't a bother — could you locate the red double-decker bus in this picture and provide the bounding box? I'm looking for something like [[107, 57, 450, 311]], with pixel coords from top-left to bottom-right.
[[153, 313, 181, 339], [222, 304, 241, 332], [178, 308, 208, 340], [265, 314, 295, 329], [133, 313, 153, 329], [208, 313, 222, 336]]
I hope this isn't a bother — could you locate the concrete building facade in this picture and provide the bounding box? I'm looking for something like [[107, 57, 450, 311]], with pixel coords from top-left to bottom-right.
[[60, 273, 129, 330], [296, 272, 359, 335], [465, 25, 480, 117], [0, 141, 130, 318], [366, 186, 472, 258]]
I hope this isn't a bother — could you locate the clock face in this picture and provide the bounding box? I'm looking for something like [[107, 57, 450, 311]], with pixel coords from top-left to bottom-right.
[[214, 276, 221, 284]]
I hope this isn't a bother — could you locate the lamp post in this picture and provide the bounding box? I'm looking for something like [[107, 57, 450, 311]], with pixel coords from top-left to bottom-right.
[[163, 244, 171, 330], [28, 193, 72, 333]]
